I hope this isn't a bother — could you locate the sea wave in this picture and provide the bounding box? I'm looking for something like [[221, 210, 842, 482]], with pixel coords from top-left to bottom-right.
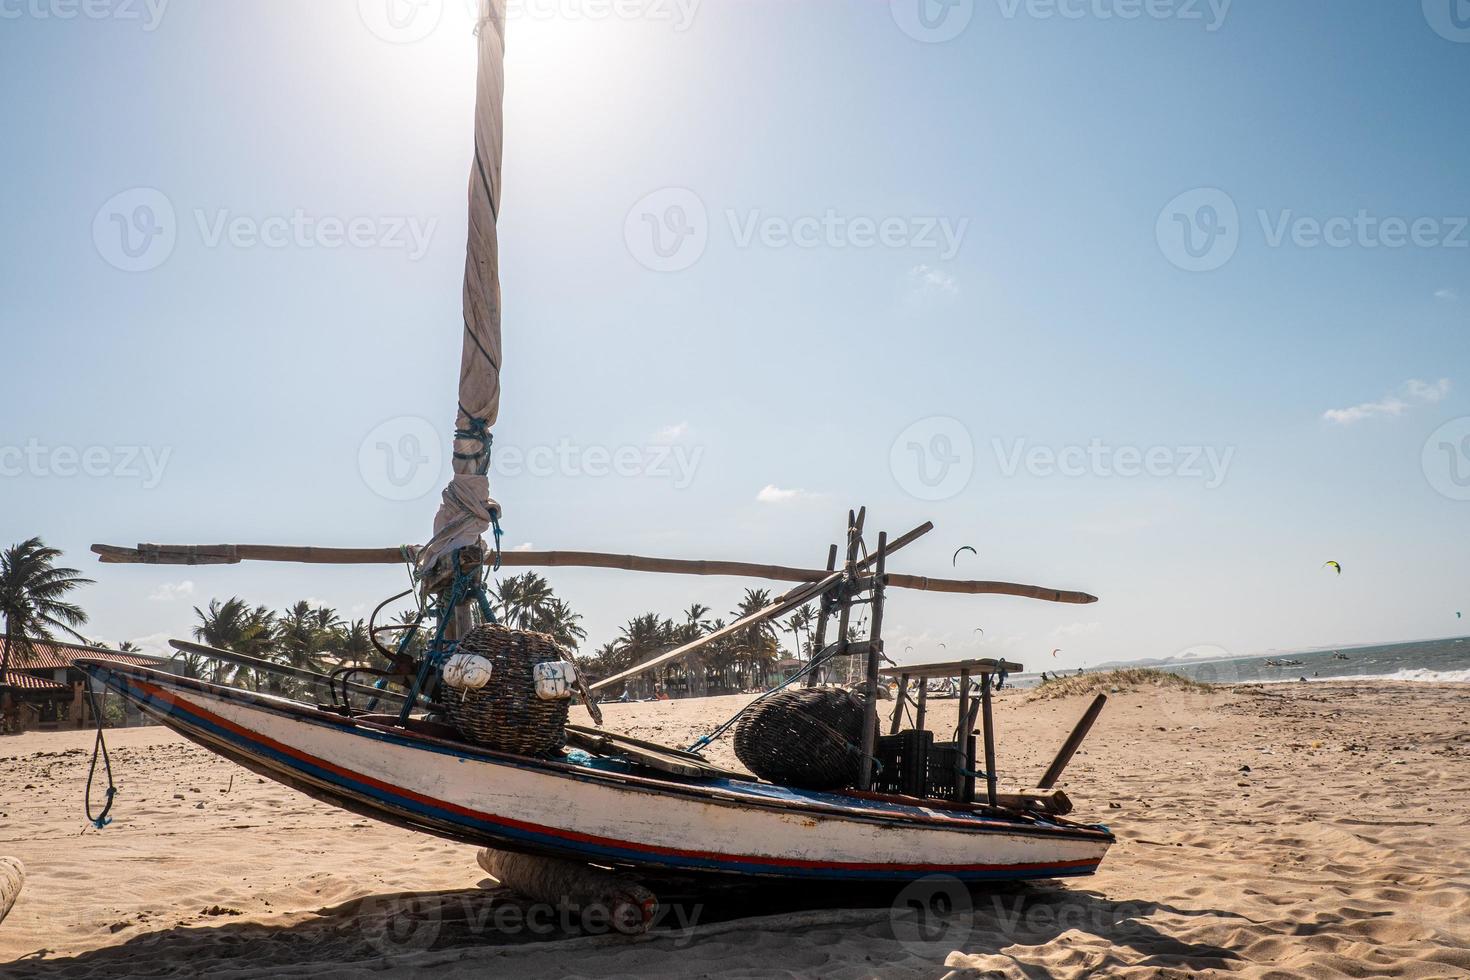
[[1252, 668, 1470, 685]]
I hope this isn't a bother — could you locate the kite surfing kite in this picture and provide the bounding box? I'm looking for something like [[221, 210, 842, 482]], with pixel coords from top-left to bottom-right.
[[1323, 561, 1342, 575], [952, 545, 977, 567], [1051, 648, 1061, 658]]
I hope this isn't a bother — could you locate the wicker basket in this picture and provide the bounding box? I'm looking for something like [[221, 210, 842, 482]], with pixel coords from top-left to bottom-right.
[[733, 688, 868, 790], [441, 625, 571, 757]]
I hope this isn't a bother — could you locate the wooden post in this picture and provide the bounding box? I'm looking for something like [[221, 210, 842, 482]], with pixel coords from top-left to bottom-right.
[[980, 673, 998, 807], [804, 543, 840, 688], [831, 511, 861, 674], [956, 668, 971, 802], [915, 681, 927, 733], [857, 531, 887, 791], [1038, 694, 1108, 790], [889, 672, 910, 734]]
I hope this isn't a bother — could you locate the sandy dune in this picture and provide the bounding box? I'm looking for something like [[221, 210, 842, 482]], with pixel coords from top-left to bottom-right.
[[2, 681, 1468, 978]]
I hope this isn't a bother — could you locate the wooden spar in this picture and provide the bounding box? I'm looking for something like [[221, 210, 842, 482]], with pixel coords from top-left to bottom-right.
[[803, 544, 840, 689], [856, 530, 888, 792], [588, 571, 844, 693], [167, 639, 410, 704], [980, 673, 999, 807], [1038, 693, 1108, 790], [91, 527, 1101, 606]]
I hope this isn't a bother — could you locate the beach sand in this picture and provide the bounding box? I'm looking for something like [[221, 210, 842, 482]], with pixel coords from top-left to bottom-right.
[[2, 680, 1468, 978]]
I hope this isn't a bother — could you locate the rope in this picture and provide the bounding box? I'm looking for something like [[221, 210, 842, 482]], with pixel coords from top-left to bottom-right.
[[84, 687, 116, 830], [687, 655, 826, 753]]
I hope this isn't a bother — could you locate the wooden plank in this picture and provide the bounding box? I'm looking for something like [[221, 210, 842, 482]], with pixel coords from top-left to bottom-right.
[[856, 531, 888, 791], [1038, 693, 1108, 790], [803, 544, 840, 689], [880, 658, 1024, 681], [889, 672, 910, 735], [957, 668, 972, 803], [980, 673, 999, 807], [92, 525, 1101, 607]]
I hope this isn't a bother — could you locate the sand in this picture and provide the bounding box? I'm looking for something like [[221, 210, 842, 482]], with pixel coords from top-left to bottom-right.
[[2, 680, 1468, 978]]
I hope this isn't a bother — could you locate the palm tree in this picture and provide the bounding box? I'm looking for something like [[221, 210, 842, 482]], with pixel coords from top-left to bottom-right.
[[1, 538, 93, 694], [339, 619, 374, 666], [785, 604, 816, 667], [534, 597, 587, 651], [493, 573, 555, 630], [191, 598, 277, 684], [732, 589, 779, 690]]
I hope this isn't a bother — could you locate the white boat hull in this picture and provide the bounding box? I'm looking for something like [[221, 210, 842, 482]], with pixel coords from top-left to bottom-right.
[[81, 661, 1113, 883]]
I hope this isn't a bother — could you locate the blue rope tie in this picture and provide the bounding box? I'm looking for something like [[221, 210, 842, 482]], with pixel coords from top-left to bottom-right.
[[84, 687, 117, 830], [453, 417, 493, 475]]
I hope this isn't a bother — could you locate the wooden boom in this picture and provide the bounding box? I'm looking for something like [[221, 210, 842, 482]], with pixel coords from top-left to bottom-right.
[[90, 528, 1099, 606]]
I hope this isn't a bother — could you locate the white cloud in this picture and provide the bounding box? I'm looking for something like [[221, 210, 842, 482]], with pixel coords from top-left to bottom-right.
[[1322, 396, 1409, 425], [654, 421, 691, 442], [908, 264, 958, 297], [1406, 378, 1451, 404], [126, 632, 175, 656], [1434, 288, 1458, 302], [1323, 378, 1451, 424], [756, 484, 823, 504], [147, 581, 195, 602], [512, 542, 535, 552]]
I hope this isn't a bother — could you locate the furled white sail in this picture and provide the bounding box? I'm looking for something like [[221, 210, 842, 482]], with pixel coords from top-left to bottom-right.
[[421, 0, 508, 577]]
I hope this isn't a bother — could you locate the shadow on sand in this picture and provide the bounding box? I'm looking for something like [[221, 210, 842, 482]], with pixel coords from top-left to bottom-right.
[[4, 877, 1248, 978]]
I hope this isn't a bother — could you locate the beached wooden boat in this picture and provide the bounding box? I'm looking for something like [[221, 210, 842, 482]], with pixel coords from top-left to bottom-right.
[[81, 0, 1115, 892], [78, 658, 1112, 882]]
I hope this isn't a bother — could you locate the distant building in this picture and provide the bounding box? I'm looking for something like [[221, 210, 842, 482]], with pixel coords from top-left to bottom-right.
[[0, 635, 163, 734]]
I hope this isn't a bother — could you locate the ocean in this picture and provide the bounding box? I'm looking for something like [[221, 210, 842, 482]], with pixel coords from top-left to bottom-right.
[[1146, 636, 1470, 686]]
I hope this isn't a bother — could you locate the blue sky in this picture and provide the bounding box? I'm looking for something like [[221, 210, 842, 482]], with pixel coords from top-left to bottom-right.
[[2, 0, 1467, 670]]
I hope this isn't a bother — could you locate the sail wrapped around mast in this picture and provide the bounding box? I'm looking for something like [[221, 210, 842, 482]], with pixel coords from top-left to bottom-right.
[[421, 0, 509, 578]]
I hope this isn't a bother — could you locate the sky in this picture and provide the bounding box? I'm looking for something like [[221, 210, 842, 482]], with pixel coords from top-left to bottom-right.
[[1, 0, 1467, 673]]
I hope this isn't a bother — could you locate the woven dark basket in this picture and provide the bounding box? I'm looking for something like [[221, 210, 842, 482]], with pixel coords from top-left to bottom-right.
[[733, 688, 868, 790], [441, 624, 571, 757]]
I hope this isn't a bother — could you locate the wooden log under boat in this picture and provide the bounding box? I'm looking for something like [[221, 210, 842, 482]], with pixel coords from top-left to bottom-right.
[[0, 857, 23, 927], [477, 849, 658, 935]]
